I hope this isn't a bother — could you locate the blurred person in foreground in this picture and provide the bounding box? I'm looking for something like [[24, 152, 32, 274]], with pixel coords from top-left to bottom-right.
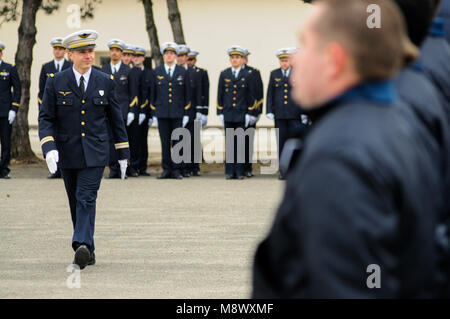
[[252, 0, 444, 298]]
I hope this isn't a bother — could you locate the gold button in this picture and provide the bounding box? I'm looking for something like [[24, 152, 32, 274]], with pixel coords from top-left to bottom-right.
[[233, 103, 236, 107], [233, 97, 236, 101], [62, 101, 66, 105], [169, 99, 172, 103], [169, 94, 172, 97], [81, 133, 86, 137], [81, 122, 85, 126], [284, 101, 288, 104], [234, 85, 237, 88], [81, 110, 85, 114], [233, 91, 237, 94], [284, 95, 288, 99], [284, 84, 288, 87], [169, 82, 172, 86], [284, 89, 288, 93], [100, 101, 103, 104], [169, 88, 172, 92], [82, 100, 85, 104]]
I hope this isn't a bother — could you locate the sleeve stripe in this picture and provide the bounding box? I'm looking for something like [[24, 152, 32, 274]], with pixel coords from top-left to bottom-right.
[[37, 98, 43, 104], [129, 96, 138, 107], [140, 99, 149, 109], [115, 142, 129, 150], [150, 104, 156, 110], [12, 102, 20, 107], [185, 102, 191, 110], [40, 136, 54, 146]]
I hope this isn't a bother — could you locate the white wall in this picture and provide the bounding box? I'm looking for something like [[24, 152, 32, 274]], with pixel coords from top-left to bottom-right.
[[0, 0, 311, 126]]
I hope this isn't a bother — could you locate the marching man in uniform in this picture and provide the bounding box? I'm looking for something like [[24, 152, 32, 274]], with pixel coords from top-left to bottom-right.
[[37, 37, 72, 179], [39, 30, 130, 269]]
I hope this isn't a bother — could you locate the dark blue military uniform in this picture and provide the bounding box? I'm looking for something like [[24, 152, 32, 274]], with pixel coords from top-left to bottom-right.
[[101, 62, 140, 177], [39, 67, 130, 253], [217, 67, 258, 178], [151, 64, 191, 177], [267, 68, 309, 162], [38, 59, 72, 108], [242, 64, 263, 176], [137, 66, 153, 175], [198, 67, 210, 116], [0, 60, 21, 177]]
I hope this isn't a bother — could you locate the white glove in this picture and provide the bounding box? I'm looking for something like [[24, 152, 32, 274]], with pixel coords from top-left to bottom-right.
[[138, 113, 146, 125], [118, 159, 128, 180], [201, 114, 207, 127], [219, 114, 224, 126], [266, 113, 275, 120], [8, 110, 16, 125], [148, 117, 153, 127], [301, 114, 309, 125], [245, 114, 250, 128], [250, 115, 259, 126], [45, 150, 59, 174], [126, 112, 135, 126], [182, 115, 189, 128], [196, 112, 203, 120], [153, 116, 158, 127]]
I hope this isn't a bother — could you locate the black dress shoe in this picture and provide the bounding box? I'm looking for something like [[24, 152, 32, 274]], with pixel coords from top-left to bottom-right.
[[182, 171, 191, 178], [192, 171, 201, 177], [127, 168, 139, 177], [87, 252, 96, 266], [0, 174, 10, 179], [172, 171, 183, 179], [73, 245, 90, 270], [139, 171, 150, 176], [278, 173, 286, 180], [244, 171, 254, 178], [226, 174, 235, 180], [107, 172, 121, 179], [236, 175, 245, 180], [157, 171, 171, 179]]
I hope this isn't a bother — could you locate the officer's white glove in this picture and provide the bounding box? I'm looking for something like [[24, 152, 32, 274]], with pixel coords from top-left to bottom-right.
[[182, 115, 189, 128], [266, 113, 275, 120], [219, 114, 224, 126], [8, 110, 16, 125], [148, 116, 153, 127], [201, 114, 207, 127], [138, 113, 146, 125], [118, 159, 128, 180], [196, 112, 202, 121], [152, 116, 158, 127], [301, 114, 309, 125], [45, 150, 59, 174], [126, 112, 135, 126]]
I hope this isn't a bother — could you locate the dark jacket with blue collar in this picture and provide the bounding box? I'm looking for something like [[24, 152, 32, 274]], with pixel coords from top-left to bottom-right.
[[38, 59, 72, 108], [101, 62, 139, 119], [38, 67, 130, 169], [0, 61, 21, 117], [266, 68, 304, 120], [421, 18, 450, 113], [253, 81, 445, 298], [150, 64, 191, 119], [217, 67, 258, 123]]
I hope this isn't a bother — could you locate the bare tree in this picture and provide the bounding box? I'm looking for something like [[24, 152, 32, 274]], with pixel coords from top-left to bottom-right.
[[0, 0, 100, 162], [142, 0, 163, 67], [166, 0, 185, 44]]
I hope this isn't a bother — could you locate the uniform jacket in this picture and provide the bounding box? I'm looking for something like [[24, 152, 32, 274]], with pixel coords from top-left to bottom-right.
[[38, 59, 72, 107], [150, 65, 191, 119], [0, 61, 21, 117], [266, 68, 304, 120], [38, 67, 130, 169], [217, 67, 258, 123]]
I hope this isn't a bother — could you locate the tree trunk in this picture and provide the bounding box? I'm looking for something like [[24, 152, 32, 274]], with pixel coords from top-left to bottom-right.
[[166, 0, 185, 44], [11, 0, 41, 163], [142, 0, 163, 67]]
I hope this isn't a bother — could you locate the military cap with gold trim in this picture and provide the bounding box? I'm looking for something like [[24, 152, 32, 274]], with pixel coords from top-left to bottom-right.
[[0, 41, 5, 52], [177, 44, 190, 55], [227, 45, 245, 57], [134, 46, 146, 56], [123, 44, 135, 55], [160, 42, 178, 55], [63, 29, 98, 51], [276, 48, 292, 59], [50, 37, 65, 48], [107, 38, 125, 51], [187, 50, 199, 58]]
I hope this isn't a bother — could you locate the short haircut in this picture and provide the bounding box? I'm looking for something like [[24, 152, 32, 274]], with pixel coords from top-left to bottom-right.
[[314, 0, 415, 80]]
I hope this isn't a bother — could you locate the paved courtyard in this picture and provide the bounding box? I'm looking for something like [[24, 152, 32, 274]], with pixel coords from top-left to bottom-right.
[[0, 162, 284, 298]]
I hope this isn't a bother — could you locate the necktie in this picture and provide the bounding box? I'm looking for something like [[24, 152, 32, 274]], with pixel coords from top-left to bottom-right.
[[168, 67, 172, 78], [56, 63, 60, 73], [80, 76, 85, 96], [233, 70, 237, 79]]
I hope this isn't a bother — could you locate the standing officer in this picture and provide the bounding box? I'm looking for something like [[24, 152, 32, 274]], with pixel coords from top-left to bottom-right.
[[217, 46, 258, 180], [177, 45, 202, 177], [151, 42, 191, 179], [39, 30, 130, 269], [266, 48, 309, 180], [242, 49, 263, 178], [38, 37, 72, 179], [101, 39, 139, 178], [187, 50, 209, 176], [0, 41, 21, 179]]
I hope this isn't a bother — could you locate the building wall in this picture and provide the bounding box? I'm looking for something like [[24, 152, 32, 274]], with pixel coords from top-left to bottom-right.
[[0, 0, 311, 126]]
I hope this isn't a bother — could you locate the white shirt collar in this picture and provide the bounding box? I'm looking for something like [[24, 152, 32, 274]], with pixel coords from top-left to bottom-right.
[[164, 63, 176, 75], [0, 60, 3, 67], [231, 66, 241, 77], [282, 67, 291, 77], [72, 66, 92, 89], [110, 60, 122, 72]]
